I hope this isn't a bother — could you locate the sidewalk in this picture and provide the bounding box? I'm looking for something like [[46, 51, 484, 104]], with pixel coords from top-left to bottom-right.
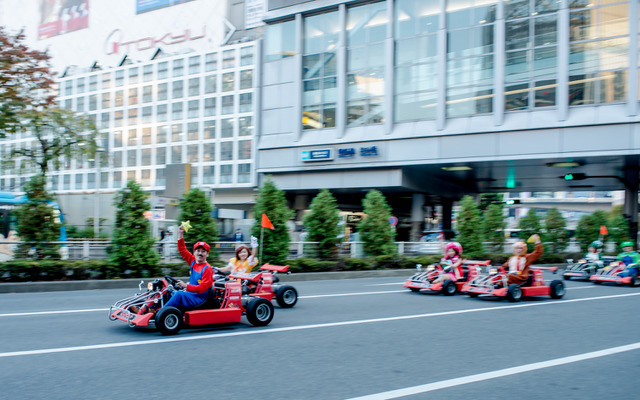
[[0, 269, 416, 294]]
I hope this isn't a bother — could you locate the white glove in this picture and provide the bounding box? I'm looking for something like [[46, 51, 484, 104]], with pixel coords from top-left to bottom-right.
[[250, 235, 259, 248]]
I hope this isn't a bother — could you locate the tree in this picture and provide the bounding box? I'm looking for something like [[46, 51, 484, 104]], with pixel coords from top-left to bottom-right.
[[3, 108, 98, 177], [0, 27, 56, 139], [14, 175, 61, 259], [606, 205, 629, 252], [357, 190, 396, 256], [303, 189, 342, 260], [109, 180, 159, 277], [250, 177, 295, 265], [456, 195, 484, 257], [518, 209, 543, 251], [478, 193, 504, 212], [544, 208, 567, 253], [575, 210, 608, 253], [481, 203, 506, 252], [178, 188, 219, 261]]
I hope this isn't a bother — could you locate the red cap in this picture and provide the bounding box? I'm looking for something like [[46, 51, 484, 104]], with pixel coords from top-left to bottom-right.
[[193, 241, 210, 252]]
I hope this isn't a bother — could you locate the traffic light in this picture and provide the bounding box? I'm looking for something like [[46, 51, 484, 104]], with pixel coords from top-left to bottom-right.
[[505, 199, 520, 205], [563, 173, 587, 181]]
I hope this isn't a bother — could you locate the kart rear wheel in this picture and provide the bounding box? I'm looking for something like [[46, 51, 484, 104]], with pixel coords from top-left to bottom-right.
[[276, 285, 298, 308], [549, 280, 565, 299], [563, 275, 570, 281], [246, 298, 274, 327], [155, 307, 183, 335], [629, 271, 639, 287], [442, 280, 457, 296], [507, 284, 522, 302]]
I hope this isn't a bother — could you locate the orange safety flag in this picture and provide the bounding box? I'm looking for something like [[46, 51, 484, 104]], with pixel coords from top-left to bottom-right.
[[600, 225, 608, 235], [261, 213, 275, 230]]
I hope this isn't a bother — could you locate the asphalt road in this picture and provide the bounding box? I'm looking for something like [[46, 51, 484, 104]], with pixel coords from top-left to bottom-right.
[[1, 274, 639, 400]]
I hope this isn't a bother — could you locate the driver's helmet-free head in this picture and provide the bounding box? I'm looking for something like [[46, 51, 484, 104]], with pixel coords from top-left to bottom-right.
[[445, 242, 462, 256], [193, 241, 210, 253], [621, 241, 635, 249], [589, 240, 603, 249]]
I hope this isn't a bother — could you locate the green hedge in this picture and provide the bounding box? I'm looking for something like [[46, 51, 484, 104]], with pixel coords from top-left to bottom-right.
[[0, 252, 577, 282]]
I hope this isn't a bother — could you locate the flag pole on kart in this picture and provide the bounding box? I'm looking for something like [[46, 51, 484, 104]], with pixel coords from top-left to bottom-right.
[[261, 214, 275, 263]]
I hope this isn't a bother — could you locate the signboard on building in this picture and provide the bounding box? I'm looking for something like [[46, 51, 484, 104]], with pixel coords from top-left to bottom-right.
[[245, 0, 266, 29], [38, 0, 89, 39], [301, 149, 333, 162]]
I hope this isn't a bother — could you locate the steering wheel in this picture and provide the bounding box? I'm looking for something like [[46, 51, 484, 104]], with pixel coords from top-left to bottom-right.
[[164, 275, 179, 288]]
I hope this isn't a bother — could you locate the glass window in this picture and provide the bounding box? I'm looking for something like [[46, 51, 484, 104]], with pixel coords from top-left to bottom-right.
[[265, 20, 296, 62], [157, 104, 168, 122], [237, 163, 251, 183], [114, 110, 123, 127], [128, 88, 138, 105], [171, 146, 182, 163], [202, 165, 215, 184], [189, 55, 201, 74], [220, 164, 232, 183], [172, 102, 183, 120], [205, 52, 218, 71], [239, 93, 252, 113], [76, 96, 85, 112], [158, 62, 168, 79], [155, 168, 165, 187], [101, 92, 111, 109], [127, 149, 137, 167], [238, 140, 251, 160], [203, 143, 215, 161], [128, 108, 138, 126], [113, 131, 123, 148], [173, 59, 184, 77], [142, 149, 152, 166], [172, 80, 184, 98], [141, 127, 152, 145], [115, 90, 124, 107], [158, 83, 168, 101], [188, 100, 200, 119], [102, 73, 111, 89], [89, 75, 97, 91], [222, 72, 235, 91], [143, 65, 154, 82], [220, 142, 233, 160], [113, 171, 122, 188], [172, 123, 183, 142], [239, 116, 253, 136], [240, 70, 253, 89], [223, 49, 235, 69], [187, 144, 199, 162], [115, 70, 124, 87], [141, 169, 151, 186], [221, 118, 234, 138], [143, 85, 153, 103], [89, 94, 97, 111], [156, 147, 166, 165], [128, 129, 138, 146], [75, 174, 84, 189], [204, 120, 216, 139], [204, 97, 217, 116], [157, 126, 167, 144], [205, 75, 217, 93], [129, 67, 139, 84], [187, 122, 199, 141], [188, 77, 200, 96], [240, 46, 254, 66], [221, 95, 234, 114], [77, 77, 85, 94]]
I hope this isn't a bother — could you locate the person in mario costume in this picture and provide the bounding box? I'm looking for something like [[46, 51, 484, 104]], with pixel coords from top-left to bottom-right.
[[161, 224, 214, 309]]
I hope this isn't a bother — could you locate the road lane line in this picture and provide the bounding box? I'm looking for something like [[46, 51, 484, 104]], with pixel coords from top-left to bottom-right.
[[1, 292, 639, 358], [300, 290, 406, 299], [345, 342, 640, 400]]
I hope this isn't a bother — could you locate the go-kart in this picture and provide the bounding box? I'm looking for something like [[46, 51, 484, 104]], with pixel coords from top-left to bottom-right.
[[462, 266, 565, 302], [404, 260, 490, 296], [229, 263, 298, 308], [109, 275, 275, 335], [589, 262, 639, 287], [563, 256, 615, 281]]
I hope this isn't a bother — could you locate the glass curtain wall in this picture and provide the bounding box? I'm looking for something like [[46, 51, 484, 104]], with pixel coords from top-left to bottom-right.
[[446, 0, 497, 118], [302, 11, 340, 129], [569, 0, 629, 105], [346, 1, 387, 126], [394, 0, 440, 122], [504, 0, 559, 111]]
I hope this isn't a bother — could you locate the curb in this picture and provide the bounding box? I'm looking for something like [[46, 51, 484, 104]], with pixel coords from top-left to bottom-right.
[[0, 269, 417, 294]]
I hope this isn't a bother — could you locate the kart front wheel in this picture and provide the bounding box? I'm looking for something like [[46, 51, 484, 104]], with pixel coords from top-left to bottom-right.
[[442, 280, 457, 296], [468, 292, 478, 298], [276, 285, 298, 308], [507, 284, 522, 302], [246, 298, 274, 327], [629, 271, 639, 287], [409, 287, 420, 292], [549, 280, 565, 299], [155, 307, 183, 335]]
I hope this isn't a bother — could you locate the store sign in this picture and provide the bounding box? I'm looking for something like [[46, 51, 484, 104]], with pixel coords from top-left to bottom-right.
[[338, 148, 356, 158], [360, 146, 379, 157], [104, 26, 206, 55], [301, 149, 333, 162]]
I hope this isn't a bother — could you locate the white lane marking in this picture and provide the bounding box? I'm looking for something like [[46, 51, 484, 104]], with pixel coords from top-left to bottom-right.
[[345, 342, 640, 400], [300, 290, 406, 299], [1, 292, 639, 359], [369, 282, 406, 286]]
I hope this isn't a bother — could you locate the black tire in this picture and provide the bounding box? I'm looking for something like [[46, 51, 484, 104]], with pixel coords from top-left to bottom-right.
[[275, 285, 298, 308], [593, 280, 601, 284], [409, 287, 420, 292], [549, 280, 565, 299], [155, 306, 183, 335], [629, 271, 639, 287], [245, 298, 274, 327], [442, 280, 457, 296], [507, 284, 522, 302], [563, 275, 570, 281], [468, 292, 479, 298]]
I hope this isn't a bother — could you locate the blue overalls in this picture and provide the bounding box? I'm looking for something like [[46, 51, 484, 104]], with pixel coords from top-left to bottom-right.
[[164, 261, 211, 308]]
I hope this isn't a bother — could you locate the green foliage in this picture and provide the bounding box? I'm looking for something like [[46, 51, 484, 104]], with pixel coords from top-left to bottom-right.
[[481, 203, 506, 252], [109, 180, 159, 276], [178, 188, 219, 261], [14, 176, 61, 259], [478, 193, 504, 212], [303, 189, 342, 260], [456, 195, 484, 257], [544, 208, 567, 253], [251, 177, 295, 265], [518, 209, 542, 251], [575, 210, 607, 252], [357, 190, 396, 256], [607, 215, 629, 251]]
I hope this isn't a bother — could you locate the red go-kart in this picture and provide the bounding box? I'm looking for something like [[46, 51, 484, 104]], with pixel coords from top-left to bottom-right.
[[109, 275, 274, 335], [589, 262, 639, 286], [404, 260, 490, 296], [462, 266, 565, 302], [229, 263, 298, 308]]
